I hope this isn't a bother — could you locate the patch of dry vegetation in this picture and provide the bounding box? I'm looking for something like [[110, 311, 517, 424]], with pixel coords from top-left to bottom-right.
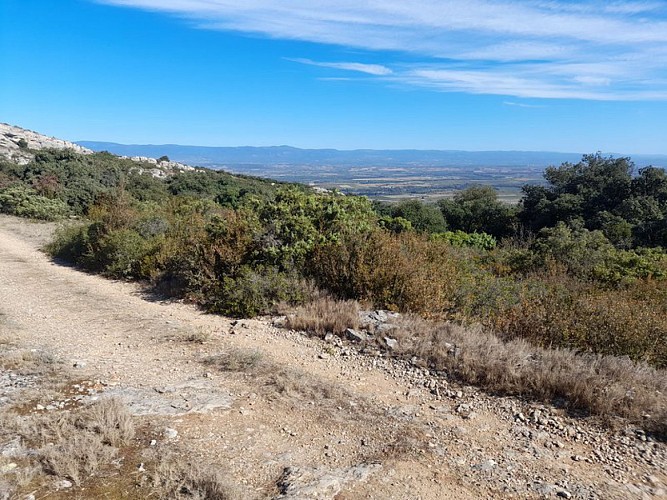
[[310, 231, 457, 317], [264, 366, 347, 401], [205, 348, 263, 372], [163, 326, 214, 345], [0, 347, 56, 372], [283, 296, 360, 337], [0, 345, 134, 495], [390, 316, 667, 436], [204, 347, 348, 405], [0, 344, 243, 499], [145, 449, 245, 500], [0, 397, 134, 495], [280, 298, 667, 436]]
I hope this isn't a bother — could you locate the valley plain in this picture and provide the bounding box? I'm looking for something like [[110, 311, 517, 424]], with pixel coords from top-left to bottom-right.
[[79, 141, 667, 202]]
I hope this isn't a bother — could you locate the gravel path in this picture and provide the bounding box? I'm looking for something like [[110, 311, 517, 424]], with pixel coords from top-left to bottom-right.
[[0, 215, 665, 499]]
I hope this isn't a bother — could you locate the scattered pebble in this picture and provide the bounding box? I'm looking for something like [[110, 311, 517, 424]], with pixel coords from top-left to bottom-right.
[[163, 428, 178, 439]]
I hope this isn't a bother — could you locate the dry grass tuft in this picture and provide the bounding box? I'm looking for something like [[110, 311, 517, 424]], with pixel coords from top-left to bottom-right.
[[183, 329, 212, 344], [263, 367, 346, 402], [76, 397, 135, 446], [147, 449, 246, 499], [388, 315, 667, 436], [0, 342, 241, 497], [203, 347, 351, 406], [204, 348, 263, 372], [164, 327, 213, 345], [284, 296, 360, 337], [40, 432, 117, 485], [0, 348, 56, 372], [1, 398, 135, 490]]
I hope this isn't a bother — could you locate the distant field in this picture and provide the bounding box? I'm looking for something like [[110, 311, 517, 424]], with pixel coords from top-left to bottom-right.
[[218, 163, 546, 203], [78, 141, 667, 204]]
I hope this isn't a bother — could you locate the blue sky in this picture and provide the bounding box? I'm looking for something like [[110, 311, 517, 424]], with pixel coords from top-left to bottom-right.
[[1, 0, 667, 153]]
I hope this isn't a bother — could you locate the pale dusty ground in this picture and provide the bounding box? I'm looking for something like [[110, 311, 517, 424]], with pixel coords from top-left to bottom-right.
[[0, 214, 665, 499]]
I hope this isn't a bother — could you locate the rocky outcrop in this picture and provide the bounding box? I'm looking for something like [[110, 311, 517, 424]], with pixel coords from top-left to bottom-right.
[[0, 123, 197, 177], [0, 123, 92, 165], [125, 156, 195, 177], [276, 464, 381, 499]]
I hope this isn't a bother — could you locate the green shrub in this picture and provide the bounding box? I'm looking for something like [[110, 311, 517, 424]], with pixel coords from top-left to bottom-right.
[[46, 223, 92, 264], [378, 215, 412, 233], [0, 185, 70, 220], [205, 266, 311, 318], [255, 187, 377, 269], [438, 185, 518, 238], [431, 230, 497, 250], [92, 228, 161, 279], [387, 199, 447, 233], [528, 223, 667, 284]]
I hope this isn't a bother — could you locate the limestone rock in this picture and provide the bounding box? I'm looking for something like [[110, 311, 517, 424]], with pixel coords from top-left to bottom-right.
[[0, 123, 92, 165], [276, 463, 381, 499]]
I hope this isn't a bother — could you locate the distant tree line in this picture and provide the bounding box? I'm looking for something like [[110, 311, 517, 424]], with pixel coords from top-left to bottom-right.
[[373, 153, 667, 250]]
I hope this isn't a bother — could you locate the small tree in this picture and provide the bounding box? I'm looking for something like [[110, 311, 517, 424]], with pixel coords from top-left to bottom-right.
[[390, 199, 447, 233]]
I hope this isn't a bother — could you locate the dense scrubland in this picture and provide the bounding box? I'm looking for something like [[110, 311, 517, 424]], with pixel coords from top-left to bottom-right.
[[1, 149, 667, 370], [2, 147, 667, 433]]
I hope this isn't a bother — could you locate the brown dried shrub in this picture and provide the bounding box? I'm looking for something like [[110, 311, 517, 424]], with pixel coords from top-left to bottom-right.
[[284, 295, 361, 337], [204, 348, 263, 372], [390, 315, 667, 435], [309, 230, 460, 316], [147, 449, 245, 500]]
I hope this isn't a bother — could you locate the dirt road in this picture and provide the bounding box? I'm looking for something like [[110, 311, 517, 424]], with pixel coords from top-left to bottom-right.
[[0, 215, 665, 499]]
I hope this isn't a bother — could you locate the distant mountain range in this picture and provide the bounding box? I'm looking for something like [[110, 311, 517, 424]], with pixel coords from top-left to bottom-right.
[[77, 141, 667, 169]]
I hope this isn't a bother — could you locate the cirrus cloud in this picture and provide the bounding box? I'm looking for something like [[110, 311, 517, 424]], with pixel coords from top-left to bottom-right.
[[287, 58, 392, 76], [94, 0, 667, 100]]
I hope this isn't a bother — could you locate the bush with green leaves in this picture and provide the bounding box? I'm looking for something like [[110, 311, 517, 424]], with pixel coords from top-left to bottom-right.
[[47, 222, 93, 264], [206, 265, 311, 317], [431, 230, 497, 250], [527, 222, 667, 284], [382, 199, 447, 233], [0, 184, 70, 220], [253, 188, 378, 270], [378, 215, 413, 233], [438, 185, 518, 238], [88, 227, 163, 279], [519, 154, 667, 248]]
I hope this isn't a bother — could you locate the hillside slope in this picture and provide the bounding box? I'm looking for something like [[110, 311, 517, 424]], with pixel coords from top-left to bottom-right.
[[0, 123, 92, 165]]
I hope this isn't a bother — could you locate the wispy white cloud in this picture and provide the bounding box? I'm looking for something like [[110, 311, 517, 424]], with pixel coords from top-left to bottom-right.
[[534, 1, 664, 15], [94, 0, 667, 100], [317, 77, 354, 82], [287, 58, 392, 76], [398, 65, 667, 100], [503, 101, 546, 108], [573, 75, 612, 86]]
